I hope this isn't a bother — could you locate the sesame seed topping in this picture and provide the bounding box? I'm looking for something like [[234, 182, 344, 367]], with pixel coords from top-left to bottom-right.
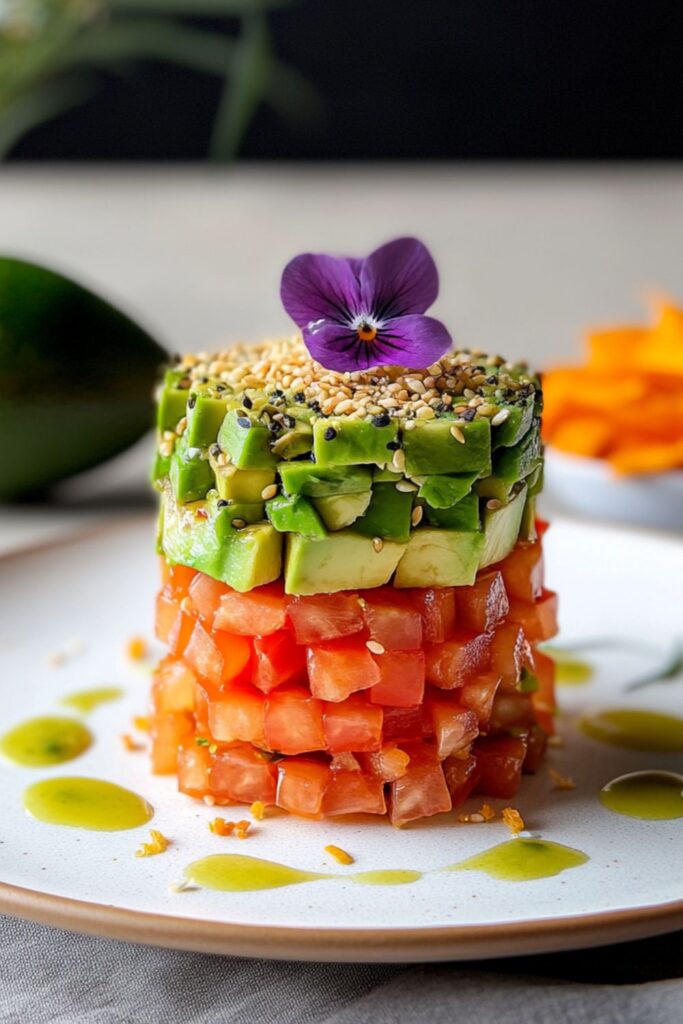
[[491, 408, 511, 426], [411, 506, 424, 526], [450, 425, 465, 444], [391, 448, 406, 472], [396, 480, 417, 493], [366, 639, 385, 655], [372, 537, 384, 552], [236, 416, 251, 429], [261, 484, 278, 500], [486, 499, 503, 510], [231, 518, 247, 529], [324, 426, 337, 441]]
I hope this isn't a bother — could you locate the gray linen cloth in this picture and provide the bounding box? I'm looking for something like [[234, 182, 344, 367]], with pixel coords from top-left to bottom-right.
[[1, 917, 681, 1024]]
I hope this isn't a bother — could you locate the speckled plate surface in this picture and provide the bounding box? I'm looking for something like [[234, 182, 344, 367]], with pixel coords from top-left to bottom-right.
[[0, 516, 682, 962]]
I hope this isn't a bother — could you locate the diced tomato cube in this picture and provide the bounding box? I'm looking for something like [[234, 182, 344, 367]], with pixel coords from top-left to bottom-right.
[[458, 671, 501, 729], [532, 649, 556, 735], [443, 753, 480, 808], [388, 743, 452, 826], [508, 590, 559, 643], [150, 711, 194, 774], [252, 630, 306, 693], [456, 571, 510, 634], [489, 623, 533, 691], [188, 572, 227, 626], [152, 657, 196, 713], [160, 561, 196, 596], [330, 751, 361, 772], [425, 697, 479, 758], [474, 735, 527, 798], [207, 683, 265, 744], [488, 692, 535, 732], [155, 589, 179, 645], [276, 759, 329, 817], [536, 519, 550, 537], [210, 745, 277, 804], [322, 697, 383, 753], [358, 745, 410, 782], [362, 589, 423, 650], [214, 580, 287, 636], [264, 688, 325, 754], [425, 631, 492, 689], [410, 587, 457, 643], [322, 770, 386, 816], [184, 620, 251, 686], [287, 593, 365, 644], [369, 649, 425, 707], [306, 639, 380, 702], [498, 541, 545, 602], [381, 706, 424, 743], [522, 723, 548, 774], [177, 743, 211, 797]]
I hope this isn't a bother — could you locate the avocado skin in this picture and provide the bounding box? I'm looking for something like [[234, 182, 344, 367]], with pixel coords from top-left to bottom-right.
[[0, 257, 165, 499]]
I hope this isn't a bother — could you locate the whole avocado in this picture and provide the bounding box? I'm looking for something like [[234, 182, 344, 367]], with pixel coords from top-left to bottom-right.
[[0, 257, 166, 499]]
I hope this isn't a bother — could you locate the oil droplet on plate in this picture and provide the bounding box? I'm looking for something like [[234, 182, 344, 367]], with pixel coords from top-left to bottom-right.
[[351, 870, 422, 886], [1, 716, 92, 767], [544, 647, 593, 686], [446, 838, 588, 882], [23, 777, 153, 831], [580, 708, 683, 752], [60, 687, 124, 714], [185, 854, 328, 892], [600, 771, 683, 820]]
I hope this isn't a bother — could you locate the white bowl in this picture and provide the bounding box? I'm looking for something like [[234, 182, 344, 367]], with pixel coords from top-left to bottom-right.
[[544, 446, 683, 532]]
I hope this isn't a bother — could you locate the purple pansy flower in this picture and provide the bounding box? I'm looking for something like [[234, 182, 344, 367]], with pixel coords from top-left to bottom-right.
[[280, 237, 452, 372]]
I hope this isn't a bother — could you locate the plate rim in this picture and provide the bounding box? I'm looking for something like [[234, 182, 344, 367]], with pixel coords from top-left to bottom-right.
[[2, 879, 682, 962], [2, 515, 683, 961]]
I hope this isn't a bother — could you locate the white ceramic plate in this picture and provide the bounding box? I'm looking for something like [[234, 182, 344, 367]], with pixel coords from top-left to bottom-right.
[[0, 516, 682, 962]]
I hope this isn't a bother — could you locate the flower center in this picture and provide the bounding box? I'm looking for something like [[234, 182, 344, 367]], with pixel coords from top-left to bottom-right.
[[357, 321, 378, 343]]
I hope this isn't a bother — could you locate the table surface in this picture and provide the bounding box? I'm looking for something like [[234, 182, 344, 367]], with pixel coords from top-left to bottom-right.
[[1, 166, 681, 1022]]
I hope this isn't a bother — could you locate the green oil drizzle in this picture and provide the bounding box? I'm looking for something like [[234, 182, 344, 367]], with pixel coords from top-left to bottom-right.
[[23, 777, 153, 831], [351, 870, 423, 886], [544, 647, 594, 686], [184, 854, 425, 892], [60, 687, 124, 714], [446, 839, 588, 882], [1, 716, 92, 767], [600, 771, 683, 820], [580, 708, 683, 752]]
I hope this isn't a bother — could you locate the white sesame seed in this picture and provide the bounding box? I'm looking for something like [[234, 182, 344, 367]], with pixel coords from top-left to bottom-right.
[[366, 639, 385, 655], [486, 499, 503, 510], [491, 408, 511, 426], [391, 448, 406, 472], [450, 425, 465, 444], [261, 484, 278, 500], [411, 506, 424, 526], [416, 405, 435, 420], [372, 537, 384, 552], [405, 378, 426, 394], [396, 480, 418, 493]]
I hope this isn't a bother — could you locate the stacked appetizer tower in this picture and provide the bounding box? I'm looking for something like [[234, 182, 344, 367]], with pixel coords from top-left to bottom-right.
[[150, 239, 557, 825]]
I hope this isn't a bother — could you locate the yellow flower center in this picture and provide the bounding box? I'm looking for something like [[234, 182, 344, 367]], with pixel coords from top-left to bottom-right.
[[357, 322, 377, 343]]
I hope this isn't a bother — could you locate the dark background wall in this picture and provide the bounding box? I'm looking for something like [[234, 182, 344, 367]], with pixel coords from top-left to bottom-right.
[[11, 0, 683, 161]]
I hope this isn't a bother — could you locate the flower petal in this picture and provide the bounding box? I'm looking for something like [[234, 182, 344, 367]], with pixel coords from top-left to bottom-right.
[[302, 320, 375, 372], [375, 314, 452, 369], [360, 237, 439, 319], [280, 253, 361, 329]]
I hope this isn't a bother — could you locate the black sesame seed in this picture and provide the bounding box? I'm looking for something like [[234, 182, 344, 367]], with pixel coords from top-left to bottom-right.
[[188, 394, 197, 409], [270, 389, 285, 402], [217, 499, 228, 508], [283, 414, 296, 429], [199, 377, 209, 384], [308, 400, 322, 413], [215, 384, 226, 392], [242, 395, 253, 409], [386, 440, 400, 451], [209, 444, 221, 458], [436, 402, 447, 413], [372, 413, 391, 428], [324, 427, 337, 441], [461, 408, 476, 422], [294, 391, 306, 403], [486, 375, 497, 384], [268, 421, 280, 434], [237, 416, 251, 429]]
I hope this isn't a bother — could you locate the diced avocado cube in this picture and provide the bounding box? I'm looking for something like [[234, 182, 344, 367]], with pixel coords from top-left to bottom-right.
[[423, 492, 480, 531], [186, 392, 231, 447], [313, 491, 372, 530], [151, 450, 172, 490], [279, 462, 372, 497], [373, 465, 402, 483], [266, 493, 327, 539], [417, 471, 479, 509], [402, 418, 491, 477], [480, 484, 527, 568], [527, 461, 544, 497], [213, 464, 276, 503], [313, 416, 399, 467], [352, 482, 414, 542], [492, 395, 535, 449], [285, 532, 406, 595], [476, 422, 541, 502], [216, 501, 265, 527], [394, 528, 484, 588], [272, 422, 313, 460], [156, 372, 188, 431], [169, 440, 214, 503], [218, 409, 277, 470], [218, 523, 282, 591]]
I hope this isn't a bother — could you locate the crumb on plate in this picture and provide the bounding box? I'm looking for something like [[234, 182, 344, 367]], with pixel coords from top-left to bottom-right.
[[135, 829, 170, 858], [502, 807, 525, 833], [325, 844, 355, 865]]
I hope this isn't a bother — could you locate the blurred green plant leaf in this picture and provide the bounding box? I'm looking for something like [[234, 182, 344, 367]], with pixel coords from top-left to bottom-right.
[[109, 0, 294, 11], [210, 12, 269, 160]]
